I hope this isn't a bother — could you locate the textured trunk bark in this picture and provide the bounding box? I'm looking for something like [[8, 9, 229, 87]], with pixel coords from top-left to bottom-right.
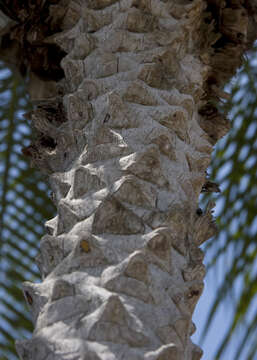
[[0, 0, 256, 359]]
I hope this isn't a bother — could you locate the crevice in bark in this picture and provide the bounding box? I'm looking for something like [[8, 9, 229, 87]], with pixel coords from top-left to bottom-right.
[[39, 135, 57, 150]]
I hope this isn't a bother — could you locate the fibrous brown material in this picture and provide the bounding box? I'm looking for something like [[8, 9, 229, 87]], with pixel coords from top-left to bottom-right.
[[199, 0, 257, 143]]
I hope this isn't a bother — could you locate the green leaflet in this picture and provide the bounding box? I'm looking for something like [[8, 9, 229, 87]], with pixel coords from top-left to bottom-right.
[[0, 61, 55, 359], [201, 45, 257, 360]]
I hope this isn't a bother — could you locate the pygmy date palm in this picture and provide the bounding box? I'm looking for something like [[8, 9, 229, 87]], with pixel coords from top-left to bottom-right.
[[0, 1, 256, 359]]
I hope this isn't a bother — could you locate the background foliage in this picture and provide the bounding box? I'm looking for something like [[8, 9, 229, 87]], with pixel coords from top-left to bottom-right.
[[0, 45, 256, 359], [0, 61, 55, 359], [201, 45, 257, 359]]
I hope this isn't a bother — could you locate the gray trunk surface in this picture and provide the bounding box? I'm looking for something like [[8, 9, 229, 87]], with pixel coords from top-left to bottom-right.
[[0, 0, 256, 359]]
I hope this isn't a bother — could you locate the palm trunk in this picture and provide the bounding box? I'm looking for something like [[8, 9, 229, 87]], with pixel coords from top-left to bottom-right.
[[1, 0, 256, 359]]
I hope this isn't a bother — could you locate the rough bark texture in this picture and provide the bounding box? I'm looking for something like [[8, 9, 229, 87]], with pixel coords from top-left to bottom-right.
[[0, 0, 256, 359]]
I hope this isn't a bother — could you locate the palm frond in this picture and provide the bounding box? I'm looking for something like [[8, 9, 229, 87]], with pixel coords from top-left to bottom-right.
[[0, 61, 55, 359], [201, 44, 257, 360]]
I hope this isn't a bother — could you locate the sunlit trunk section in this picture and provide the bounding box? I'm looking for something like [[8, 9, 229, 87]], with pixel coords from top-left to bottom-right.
[[1, 0, 256, 359]]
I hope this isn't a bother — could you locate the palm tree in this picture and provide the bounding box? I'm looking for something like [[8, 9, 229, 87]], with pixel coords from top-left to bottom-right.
[[0, 1, 256, 359], [200, 43, 257, 360]]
